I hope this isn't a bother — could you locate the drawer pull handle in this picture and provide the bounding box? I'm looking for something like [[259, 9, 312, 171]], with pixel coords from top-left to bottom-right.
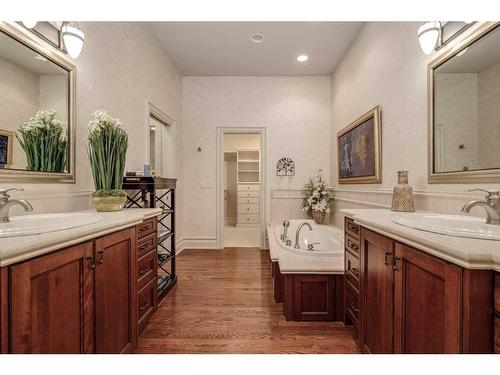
[[87, 257, 96, 270], [139, 226, 149, 232], [247, 208, 250, 211], [139, 302, 150, 311], [350, 302, 359, 313], [139, 242, 151, 251], [349, 243, 359, 251]]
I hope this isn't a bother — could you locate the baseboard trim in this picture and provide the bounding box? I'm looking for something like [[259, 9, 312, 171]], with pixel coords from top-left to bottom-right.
[[176, 237, 218, 252]]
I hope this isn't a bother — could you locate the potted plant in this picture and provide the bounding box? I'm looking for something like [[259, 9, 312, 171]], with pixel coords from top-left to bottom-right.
[[16, 110, 67, 172], [301, 173, 334, 224], [87, 110, 128, 212]]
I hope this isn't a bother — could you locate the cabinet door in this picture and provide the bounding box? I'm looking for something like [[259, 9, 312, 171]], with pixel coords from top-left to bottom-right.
[[10, 242, 94, 353], [359, 228, 394, 353], [94, 228, 137, 354], [393, 243, 461, 353]]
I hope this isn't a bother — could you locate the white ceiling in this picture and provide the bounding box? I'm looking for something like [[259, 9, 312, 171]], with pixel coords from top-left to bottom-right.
[[145, 22, 364, 76]]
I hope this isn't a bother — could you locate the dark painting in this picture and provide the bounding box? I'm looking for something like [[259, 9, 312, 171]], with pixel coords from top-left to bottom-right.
[[339, 117, 375, 178], [0, 134, 9, 166]]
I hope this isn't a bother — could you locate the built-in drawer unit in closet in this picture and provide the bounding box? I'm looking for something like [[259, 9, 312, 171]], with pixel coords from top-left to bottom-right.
[[236, 149, 260, 227]]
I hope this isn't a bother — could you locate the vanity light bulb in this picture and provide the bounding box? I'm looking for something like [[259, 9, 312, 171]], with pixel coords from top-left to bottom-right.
[[297, 54, 309, 62], [418, 21, 440, 55], [22, 21, 38, 29], [62, 23, 85, 59]]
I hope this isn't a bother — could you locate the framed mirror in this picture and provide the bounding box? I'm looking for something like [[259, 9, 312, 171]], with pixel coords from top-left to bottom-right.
[[428, 22, 500, 183], [0, 22, 75, 183]]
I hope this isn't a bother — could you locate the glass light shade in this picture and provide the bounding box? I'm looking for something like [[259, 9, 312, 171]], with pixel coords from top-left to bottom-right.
[[22, 21, 38, 29], [418, 22, 440, 55], [61, 24, 85, 59]]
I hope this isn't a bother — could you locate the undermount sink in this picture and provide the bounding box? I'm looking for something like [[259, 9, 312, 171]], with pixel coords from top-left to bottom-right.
[[392, 213, 500, 241], [0, 213, 103, 238]]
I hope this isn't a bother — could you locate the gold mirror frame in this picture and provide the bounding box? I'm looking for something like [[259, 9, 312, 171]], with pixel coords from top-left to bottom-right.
[[428, 21, 500, 184], [0, 22, 76, 183]]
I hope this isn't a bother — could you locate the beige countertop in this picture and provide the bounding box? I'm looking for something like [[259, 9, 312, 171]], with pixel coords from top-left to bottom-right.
[[341, 208, 500, 272], [267, 225, 344, 274], [0, 208, 162, 267]]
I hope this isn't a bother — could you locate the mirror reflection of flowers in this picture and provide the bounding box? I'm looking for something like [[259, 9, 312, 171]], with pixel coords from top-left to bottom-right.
[[16, 110, 67, 173], [301, 171, 334, 224]]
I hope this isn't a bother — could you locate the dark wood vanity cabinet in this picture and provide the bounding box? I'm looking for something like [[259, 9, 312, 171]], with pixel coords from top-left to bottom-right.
[[345, 218, 495, 354], [1, 225, 141, 354], [94, 228, 137, 354]]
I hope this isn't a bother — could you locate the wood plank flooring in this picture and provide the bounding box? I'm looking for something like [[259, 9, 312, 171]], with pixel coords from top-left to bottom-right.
[[134, 248, 360, 354]]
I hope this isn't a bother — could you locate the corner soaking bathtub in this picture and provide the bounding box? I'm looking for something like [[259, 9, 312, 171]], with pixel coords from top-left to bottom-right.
[[273, 219, 344, 257]]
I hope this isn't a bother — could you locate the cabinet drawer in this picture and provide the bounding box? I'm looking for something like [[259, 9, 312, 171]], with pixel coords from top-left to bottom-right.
[[137, 218, 156, 239], [238, 214, 259, 224], [238, 203, 259, 214], [237, 184, 260, 191], [495, 273, 500, 313], [137, 232, 157, 258], [237, 197, 259, 204], [345, 280, 360, 324], [137, 279, 155, 329], [345, 249, 360, 291], [345, 235, 360, 255], [345, 218, 360, 240], [137, 250, 157, 291], [237, 190, 260, 198]]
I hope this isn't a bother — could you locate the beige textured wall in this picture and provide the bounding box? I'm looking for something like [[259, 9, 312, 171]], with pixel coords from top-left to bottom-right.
[[0, 22, 184, 240], [182, 76, 331, 241], [0, 56, 38, 168], [478, 61, 500, 168], [330, 22, 498, 227]]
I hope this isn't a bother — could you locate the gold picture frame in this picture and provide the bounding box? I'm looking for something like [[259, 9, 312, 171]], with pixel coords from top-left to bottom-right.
[[337, 106, 382, 184], [0, 129, 13, 166]]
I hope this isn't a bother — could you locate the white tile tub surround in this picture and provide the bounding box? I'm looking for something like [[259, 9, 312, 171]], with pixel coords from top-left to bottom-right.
[[182, 76, 331, 242], [329, 22, 499, 225], [0, 22, 184, 240]]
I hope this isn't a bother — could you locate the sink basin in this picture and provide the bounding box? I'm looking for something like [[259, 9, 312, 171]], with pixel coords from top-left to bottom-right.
[[0, 213, 103, 238], [392, 213, 500, 241]]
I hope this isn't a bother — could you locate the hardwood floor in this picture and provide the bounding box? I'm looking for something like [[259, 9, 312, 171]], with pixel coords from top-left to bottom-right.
[[135, 248, 360, 354]]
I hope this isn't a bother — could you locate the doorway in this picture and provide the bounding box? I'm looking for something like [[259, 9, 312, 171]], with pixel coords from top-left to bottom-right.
[[217, 128, 266, 249]]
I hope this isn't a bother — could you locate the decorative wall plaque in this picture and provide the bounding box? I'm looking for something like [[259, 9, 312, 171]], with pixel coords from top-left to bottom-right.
[[276, 157, 295, 176]]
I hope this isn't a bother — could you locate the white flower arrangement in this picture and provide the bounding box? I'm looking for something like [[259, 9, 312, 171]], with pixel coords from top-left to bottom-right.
[[88, 110, 122, 133], [301, 172, 334, 214]]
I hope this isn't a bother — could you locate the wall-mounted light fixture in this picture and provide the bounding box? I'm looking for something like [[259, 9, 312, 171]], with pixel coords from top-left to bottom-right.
[[418, 21, 441, 55], [21, 21, 38, 29], [61, 21, 85, 59]]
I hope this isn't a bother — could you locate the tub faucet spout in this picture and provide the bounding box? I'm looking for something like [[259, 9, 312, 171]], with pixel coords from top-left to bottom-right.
[[294, 222, 312, 249]]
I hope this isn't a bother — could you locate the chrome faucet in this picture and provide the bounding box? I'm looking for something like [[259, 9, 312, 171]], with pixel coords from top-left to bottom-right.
[[294, 222, 312, 249], [281, 220, 290, 242], [461, 188, 500, 225], [0, 188, 33, 223]]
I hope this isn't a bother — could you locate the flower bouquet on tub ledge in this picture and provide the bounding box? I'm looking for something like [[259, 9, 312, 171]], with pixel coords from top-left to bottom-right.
[[87, 110, 128, 212], [301, 172, 335, 225]]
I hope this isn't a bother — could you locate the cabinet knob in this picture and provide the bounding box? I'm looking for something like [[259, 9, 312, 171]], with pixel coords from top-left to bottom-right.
[[87, 256, 96, 270], [384, 251, 392, 266]]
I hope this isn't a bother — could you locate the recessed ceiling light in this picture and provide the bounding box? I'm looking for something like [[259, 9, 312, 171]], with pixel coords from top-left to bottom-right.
[[297, 54, 309, 62], [250, 33, 265, 43]]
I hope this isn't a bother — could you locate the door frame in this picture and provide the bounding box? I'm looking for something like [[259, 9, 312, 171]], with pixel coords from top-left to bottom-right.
[[216, 127, 267, 249]]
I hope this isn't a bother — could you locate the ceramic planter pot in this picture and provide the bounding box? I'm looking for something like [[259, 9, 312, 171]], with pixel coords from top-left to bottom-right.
[[92, 195, 127, 212]]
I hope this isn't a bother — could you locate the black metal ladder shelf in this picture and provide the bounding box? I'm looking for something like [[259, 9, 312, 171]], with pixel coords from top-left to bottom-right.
[[123, 176, 177, 300]]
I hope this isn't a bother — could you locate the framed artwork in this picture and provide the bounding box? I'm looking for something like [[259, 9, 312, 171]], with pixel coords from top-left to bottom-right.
[[337, 106, 382, 184], [0, 129, 13, 166]]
